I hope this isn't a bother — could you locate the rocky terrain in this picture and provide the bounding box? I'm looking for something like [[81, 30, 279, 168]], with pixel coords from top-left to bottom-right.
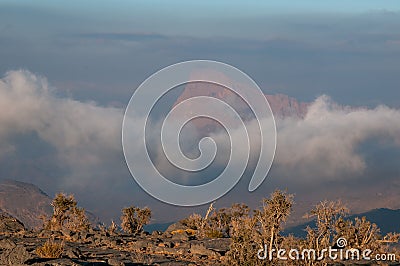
[[1, 215, 399, 266], [0, 185, 398, 265], [0, 214, 232, 265]]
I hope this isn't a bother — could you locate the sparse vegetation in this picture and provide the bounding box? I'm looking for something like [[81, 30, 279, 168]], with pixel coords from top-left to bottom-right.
[[43, 193, 90, 232], [225, 190, 294, 265], [121, 206, 151, 235], [181, 202, 250, 239], [180, 190, 400, 265], [35, 239, 64, 258], [32, 190, 399, 265]]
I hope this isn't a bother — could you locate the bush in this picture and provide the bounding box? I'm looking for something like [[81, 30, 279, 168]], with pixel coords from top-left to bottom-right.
[[43, 193, 90, 232], [177, 192, 400, 266], [225, 190, 294, 265], [181, 202, 250, 239], [121, 206, 151, 235], [36, 239, 64, 258]]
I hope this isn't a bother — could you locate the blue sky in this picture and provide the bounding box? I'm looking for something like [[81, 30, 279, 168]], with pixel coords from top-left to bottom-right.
[[1, 1, 399, 106]]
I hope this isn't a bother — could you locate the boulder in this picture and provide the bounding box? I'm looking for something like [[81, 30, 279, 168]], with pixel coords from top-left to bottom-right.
[[65, 247, 84, 259], [0, 239, 16, 249], [108, 257, 126, 266], [164, 222, 189, 234], [190, 243, 218, 258], [0, 244, 33, 265], [0, 213, 25, 233]]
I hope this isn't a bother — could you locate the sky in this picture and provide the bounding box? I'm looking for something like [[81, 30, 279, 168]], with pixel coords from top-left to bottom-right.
[[0, 1, 400, 223], [1, 1, 400, 105]]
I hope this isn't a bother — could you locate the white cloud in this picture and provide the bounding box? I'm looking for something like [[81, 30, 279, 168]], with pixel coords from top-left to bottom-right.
[[193, 95, 400, 184], [274, 95, 400, 181], [0, 70, 123, 186], [1, 70, 399, 202]]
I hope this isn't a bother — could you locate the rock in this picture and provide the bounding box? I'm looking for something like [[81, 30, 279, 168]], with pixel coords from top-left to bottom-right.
[[165, 222, 195, 243], [0, 213, 25, 233], [61, 228, 72, 237], [152, 230, 162, 237], [158, 241, 173, 248], [38, 229, 52, 238], [154, 246, 186, 256], [172, 232, 189, 242], [108, 258, 126, 266], [30, 258, 78, 265], [0, 239, 16, 249], [140, 231, 150, 237], [174, 241, 190, 249], [190, 243, 218, 258], [65, 247, 84, 259], [158, 262, 190, 266], [164, 222, 189, 234], [131, 239, 151, 251], [202, 238, 231, 254], [0, 245, 33, 265]]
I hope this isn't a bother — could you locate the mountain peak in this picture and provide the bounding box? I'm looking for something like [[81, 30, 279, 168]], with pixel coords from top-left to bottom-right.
[[174, 81, 308, 119]]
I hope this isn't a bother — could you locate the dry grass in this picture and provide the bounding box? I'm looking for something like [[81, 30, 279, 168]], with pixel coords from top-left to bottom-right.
[[171, 228, 196, 236], [36, 239, 64, 258]]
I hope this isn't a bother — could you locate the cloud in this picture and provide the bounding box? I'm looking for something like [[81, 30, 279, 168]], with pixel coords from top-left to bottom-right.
[[0, 70, 123, 187], [78, 32, 169, 42], [0, 70, 399, 221], [274, 95, 400, 181], [178, 95, 400, 185]]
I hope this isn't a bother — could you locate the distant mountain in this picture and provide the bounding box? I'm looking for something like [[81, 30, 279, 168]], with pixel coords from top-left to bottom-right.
[[0, 179, 52, 229], [0, 179, 99, 229], [284, 208, 400, 238], [174, 74, 308, 119], [144, 222, 174, 233]]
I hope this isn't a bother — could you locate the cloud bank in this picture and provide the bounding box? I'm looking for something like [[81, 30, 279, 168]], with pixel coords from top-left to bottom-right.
[[0, 70, 399, 220], [275, 95, 400, 181], [0, 70, 123, 187]]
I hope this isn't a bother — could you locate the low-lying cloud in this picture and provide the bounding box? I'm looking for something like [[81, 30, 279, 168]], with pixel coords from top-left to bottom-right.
[[275, 95, 400, 181], [0, 70, 123, 188], [0, 70, 399, 220]]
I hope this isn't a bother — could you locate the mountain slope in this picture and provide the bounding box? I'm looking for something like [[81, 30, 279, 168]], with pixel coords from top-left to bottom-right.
[[0, 179, 101, 229], [0, 179, 52, 229]]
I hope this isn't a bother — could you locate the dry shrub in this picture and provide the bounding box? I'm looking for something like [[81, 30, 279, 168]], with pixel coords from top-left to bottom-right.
[[108, 220, 118, 234], [302, 200, 349, 265], [43, 193, 90, 232], [121, 206, 151, 235], [335, 216, 400, 257], [205, 229, 224, 238], [36, 239, 64, 258], [181, 213, 203, 231], [225, 190, 294, 265], [181, 202, 250, 239], [226, 215, 259, 265], [217, 193, 399, 266]]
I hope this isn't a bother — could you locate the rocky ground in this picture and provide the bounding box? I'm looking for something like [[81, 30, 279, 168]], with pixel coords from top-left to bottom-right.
[[1, 214, 399, 265], [0, 214, 230, 265]]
